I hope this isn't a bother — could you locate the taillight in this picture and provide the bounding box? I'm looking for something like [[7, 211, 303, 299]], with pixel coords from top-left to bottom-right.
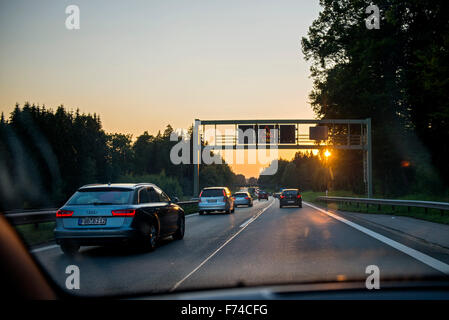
[[111, 209, 136, 217], [297, 194, 302, 199], [245, 197, 249, 200], [56, 209, 73, 218], [222, 190, 226, 197], [280, 195, 284, 199]]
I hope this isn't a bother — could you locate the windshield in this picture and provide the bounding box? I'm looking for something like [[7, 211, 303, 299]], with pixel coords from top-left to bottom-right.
[[67, 189, 133, 205], [1, 0, 449, 301], [200, 189, 224, 197]]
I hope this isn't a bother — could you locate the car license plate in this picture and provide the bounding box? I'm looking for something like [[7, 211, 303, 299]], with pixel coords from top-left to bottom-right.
[[288, 201, 294, 203], [208, 199, 217, 203], [78, 217, 107, 225]]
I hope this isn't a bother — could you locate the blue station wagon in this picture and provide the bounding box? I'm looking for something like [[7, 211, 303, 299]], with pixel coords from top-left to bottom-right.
[[54, 183, 185, 255]]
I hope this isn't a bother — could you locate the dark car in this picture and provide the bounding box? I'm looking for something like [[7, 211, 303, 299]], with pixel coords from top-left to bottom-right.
[[54, 183, 185, 255], [258, 190, 269, 200], [279, 189, 302, 208]]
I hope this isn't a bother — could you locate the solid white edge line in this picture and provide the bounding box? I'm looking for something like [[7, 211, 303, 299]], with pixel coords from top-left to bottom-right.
[[31, 244, 59, 253], [304, 201, 449, 275], [170, 198, 275, 292]]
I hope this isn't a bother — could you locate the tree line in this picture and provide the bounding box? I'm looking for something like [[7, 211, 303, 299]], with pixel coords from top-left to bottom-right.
[[0, 103, 244, 211], [301, 0, 449, 196], [257, 150, 363, 193]]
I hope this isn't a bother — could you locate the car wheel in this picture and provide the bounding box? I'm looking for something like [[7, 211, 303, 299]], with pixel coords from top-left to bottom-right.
[[280, 204, 283, 208], [60, 242, 80, 256], [249, 203, 253, 207], [140, 221, 158, 252], [173, 215, 185, 240], [299, 203, 302, 208], [199, 211, 204, 215]]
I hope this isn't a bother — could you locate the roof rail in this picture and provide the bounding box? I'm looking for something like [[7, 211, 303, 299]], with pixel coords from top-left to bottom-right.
[[134, 182, 155, 187]]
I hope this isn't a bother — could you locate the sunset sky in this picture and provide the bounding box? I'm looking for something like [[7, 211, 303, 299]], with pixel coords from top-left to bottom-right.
[[0, 0, 321, 177]]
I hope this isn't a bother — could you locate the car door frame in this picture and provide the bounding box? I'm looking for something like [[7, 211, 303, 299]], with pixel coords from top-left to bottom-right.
[[154, 187, 178, 234], [135, 187, 162, 234]]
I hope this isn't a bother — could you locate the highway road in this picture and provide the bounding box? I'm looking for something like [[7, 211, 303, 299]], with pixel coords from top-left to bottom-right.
[[33, 197, 449, 297]]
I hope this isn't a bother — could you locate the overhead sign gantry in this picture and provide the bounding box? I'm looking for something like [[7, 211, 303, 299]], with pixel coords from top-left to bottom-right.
[[192, 119, 372, 197]]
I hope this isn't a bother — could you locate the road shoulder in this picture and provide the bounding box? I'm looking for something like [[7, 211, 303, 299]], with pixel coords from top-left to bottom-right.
[[307, 201, 449, 250]]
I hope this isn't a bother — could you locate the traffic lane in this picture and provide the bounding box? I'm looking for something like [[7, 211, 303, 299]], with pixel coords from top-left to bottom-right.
[[176, 200, 444, 290], [32, 198, 274, 296]]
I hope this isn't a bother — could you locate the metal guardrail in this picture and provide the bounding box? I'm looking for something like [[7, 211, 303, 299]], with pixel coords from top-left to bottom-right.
[[316, 196, 449, 213], [178, 200, 199, 206], [3, 201, 199, 226], [4, 209, 58, 225]]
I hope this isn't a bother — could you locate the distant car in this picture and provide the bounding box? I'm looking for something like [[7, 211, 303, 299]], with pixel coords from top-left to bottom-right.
[[233, 192, 253, 207], [198, 187, 235, 215], [279, 189, 302, 208], [54, 183, 185, 255], [258, 191, 269, 200]]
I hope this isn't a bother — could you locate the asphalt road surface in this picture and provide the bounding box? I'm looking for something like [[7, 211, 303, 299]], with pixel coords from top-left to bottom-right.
[[33, 197, 449, 297]]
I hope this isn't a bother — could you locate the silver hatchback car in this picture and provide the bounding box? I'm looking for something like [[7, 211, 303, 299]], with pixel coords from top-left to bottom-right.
[[233, 191, 253, 207], [198, 187, 235, 214]]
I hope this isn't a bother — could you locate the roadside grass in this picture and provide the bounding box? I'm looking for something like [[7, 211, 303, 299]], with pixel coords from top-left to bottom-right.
[[15, 222, 55, 247], [302, 190, 449, 225], [396, 193, 449, 202]]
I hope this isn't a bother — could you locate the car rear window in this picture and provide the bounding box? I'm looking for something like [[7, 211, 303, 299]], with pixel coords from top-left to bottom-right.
[[235, 193, 247, 197], [201, 189, 224, 197], [67, 188, 133, 205], [283, 190, 298, 196]]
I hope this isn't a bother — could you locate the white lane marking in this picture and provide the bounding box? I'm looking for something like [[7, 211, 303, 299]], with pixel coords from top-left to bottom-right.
[[304, 201, 449, 275], [170, 199, 275, 292], [31, 244, 59, 253], [239, 217, 255, 228]]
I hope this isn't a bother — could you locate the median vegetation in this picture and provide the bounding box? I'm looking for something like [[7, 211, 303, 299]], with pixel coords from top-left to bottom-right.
[[15, 222, 56, 247]]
